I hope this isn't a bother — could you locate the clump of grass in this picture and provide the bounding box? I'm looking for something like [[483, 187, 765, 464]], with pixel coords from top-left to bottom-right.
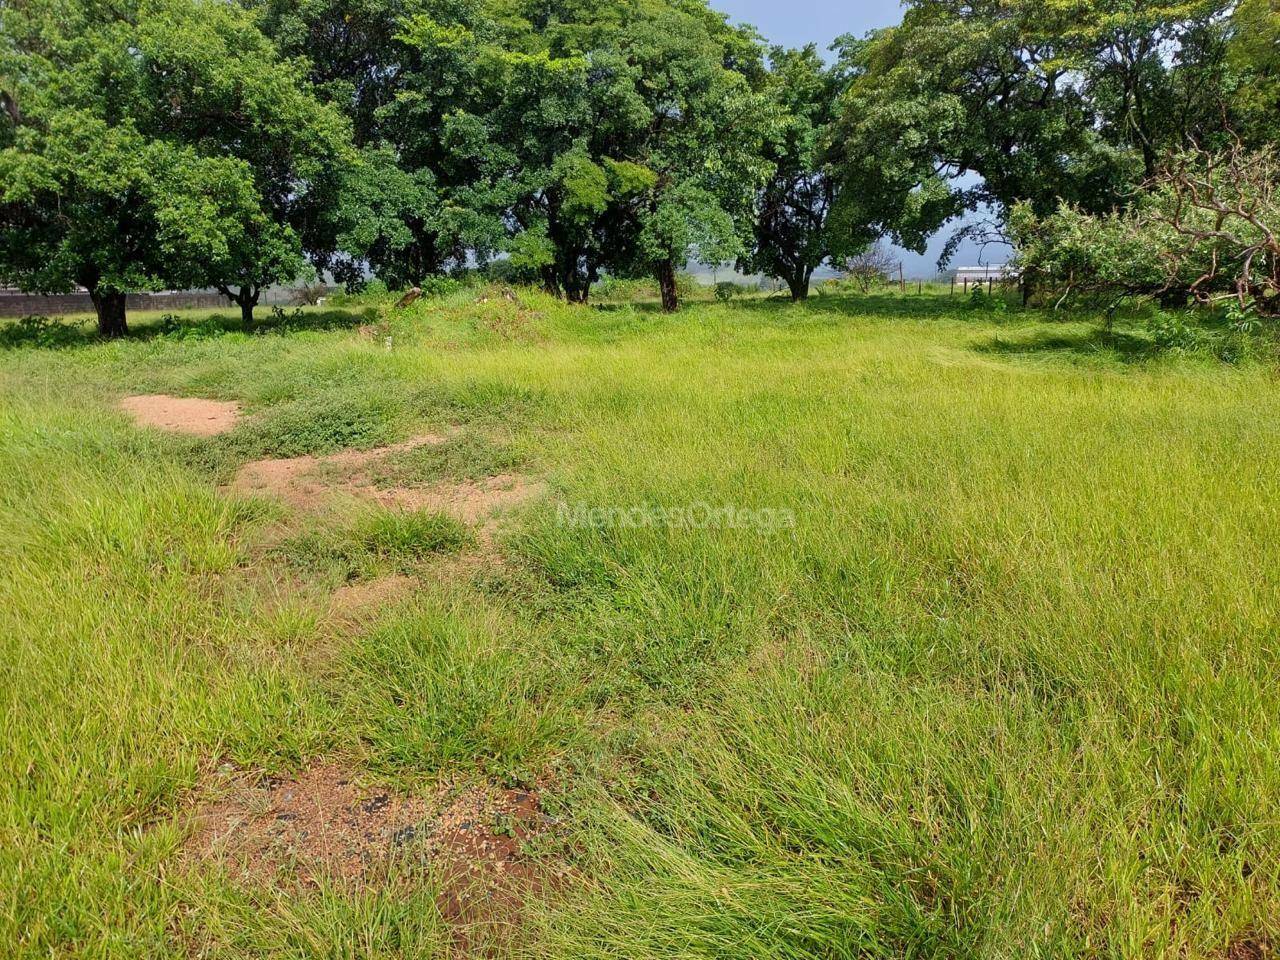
[[333, 598, 572, 776], [357, 509, 470, 559], [372, 432, 522, 488], [274, 508, 470, 583], [233, 390, 405, 458]]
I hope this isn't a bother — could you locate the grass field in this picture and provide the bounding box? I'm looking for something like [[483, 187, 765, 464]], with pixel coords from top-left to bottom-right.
[[2, 288, 1278, 958]]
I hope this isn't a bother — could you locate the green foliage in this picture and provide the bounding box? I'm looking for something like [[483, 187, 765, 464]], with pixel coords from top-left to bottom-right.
[[832, 0, 1241, 263], [1147, 311, 1201, 352], [0, 315, 84, 349], [1012, 145, 1280, 317], [1228, 0, 1280, 145], [1010, 201, 1168, 308], [0, 0, 350, 334], [739, 45, 848, 300], [2, 293, 1280, 955]]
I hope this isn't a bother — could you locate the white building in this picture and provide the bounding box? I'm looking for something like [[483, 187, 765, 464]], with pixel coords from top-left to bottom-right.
[[954, 265, 1019, 285]]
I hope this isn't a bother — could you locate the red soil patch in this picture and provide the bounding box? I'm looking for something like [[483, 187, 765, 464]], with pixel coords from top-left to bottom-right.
[[120, 394, 241, 436], [189, 763, 430, 885], [327, 574, 417, 624], [186, 762, 562, 934], [1226, 937, 1272, 960], [372, 473, 546, 524], [228, 436, 543, 525], [227, 433, 453, 508]]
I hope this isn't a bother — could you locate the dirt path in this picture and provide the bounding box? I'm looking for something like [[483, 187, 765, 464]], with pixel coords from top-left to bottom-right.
[[120, 394, 241, 436]]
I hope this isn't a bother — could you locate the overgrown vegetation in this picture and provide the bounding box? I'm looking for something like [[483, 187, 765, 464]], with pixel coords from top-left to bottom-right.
[[3, 0, 1280, 953], [1, 290, 1278, 957]]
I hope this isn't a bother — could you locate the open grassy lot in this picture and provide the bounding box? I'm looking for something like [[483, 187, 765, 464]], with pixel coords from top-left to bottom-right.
[[2, 289, 1277, 958]]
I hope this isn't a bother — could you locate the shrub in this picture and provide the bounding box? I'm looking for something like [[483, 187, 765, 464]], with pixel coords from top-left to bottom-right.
[[595, 277, 658, 303], [714, 281, 739, 302], [416, 276, 463, 299], [838, 243, 899, 293], [1012, 144, 1280, 317], [1147, 311, 1200, 352], [0, 314, 85, 349], [291, 282, 329, 306], [236, 392, 403, 458]]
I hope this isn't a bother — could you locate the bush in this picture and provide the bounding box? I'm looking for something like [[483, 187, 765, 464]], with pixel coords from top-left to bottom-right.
[[714, 281, 739, 302], [416, 276, 463, 299], [595, 277, 658, 303], [236, 392, 403, 458], [291, 282, 329, 306], [1147, 311, 1200, 352], [1012, 145, 1280, 317], [0, 314, 86, 349]]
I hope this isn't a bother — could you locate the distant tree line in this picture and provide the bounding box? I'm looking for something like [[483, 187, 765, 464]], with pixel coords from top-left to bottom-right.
[[2, 0, 1278, 336]]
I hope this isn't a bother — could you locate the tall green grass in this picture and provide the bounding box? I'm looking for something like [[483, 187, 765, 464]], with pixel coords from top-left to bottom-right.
[[1, 293, 1277, 956]]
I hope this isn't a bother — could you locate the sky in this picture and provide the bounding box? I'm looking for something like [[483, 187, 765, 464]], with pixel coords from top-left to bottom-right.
[[717, 0, 905, 52], [712, 0, 996, 276]]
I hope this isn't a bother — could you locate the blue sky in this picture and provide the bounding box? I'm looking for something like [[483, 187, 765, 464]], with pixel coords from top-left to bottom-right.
[[712, 0, 996, 275], [716, 0, 905, 52]]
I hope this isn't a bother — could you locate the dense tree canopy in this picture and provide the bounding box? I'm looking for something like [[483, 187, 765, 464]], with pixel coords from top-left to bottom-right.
[[0, 0, 348, 333], [739, 44, 850, 301], [2, 0, 1278, 329], [831, 0, 1240, 260]]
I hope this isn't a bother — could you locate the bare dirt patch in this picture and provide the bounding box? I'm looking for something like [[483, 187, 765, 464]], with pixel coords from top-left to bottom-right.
[[327, 574, 417, 625], [229, 435, 543, 527], [120, 394, 241, 436], [227, 433, 454, 508], [186, 762, 563, 935], [372, 473, 546, 524], [1225, 936, 1272, 960]]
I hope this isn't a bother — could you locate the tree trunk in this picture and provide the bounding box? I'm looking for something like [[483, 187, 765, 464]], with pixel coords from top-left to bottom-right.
[[657, 259, 678, 313], [541, 266, 562, 299], [236, 286, 259, 326], [89, 287, 128, 338], [787, 270, 811, 302]]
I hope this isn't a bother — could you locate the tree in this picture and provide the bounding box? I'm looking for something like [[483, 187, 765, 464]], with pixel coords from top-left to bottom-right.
[[134, 0, 353, 322], [839, 243, 899, 294], [542, 4, 775, 311], [1014, 144, 1280, 316], [1228, 0, 1280, 146], [620, 10, 776, 311], [739, 45, 846, 301], [0, 0, 350, 334], [831, 0, 1236, 267], [250, 0, 510, 290]]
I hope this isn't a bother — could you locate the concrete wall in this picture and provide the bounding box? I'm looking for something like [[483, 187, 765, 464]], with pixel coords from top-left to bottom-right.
[[0, 289, 299, 319]]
